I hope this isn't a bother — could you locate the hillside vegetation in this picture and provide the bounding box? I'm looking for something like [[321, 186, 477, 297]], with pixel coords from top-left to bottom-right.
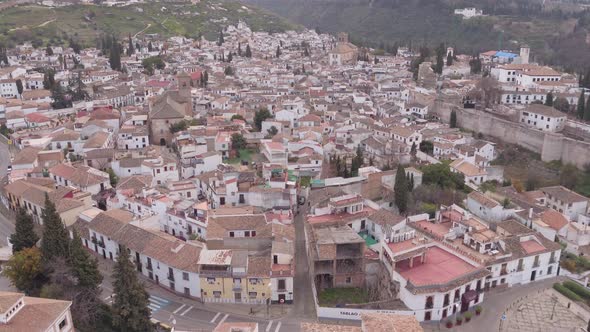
[[244, 0, 590, 70], [0, 1, 297, 48]]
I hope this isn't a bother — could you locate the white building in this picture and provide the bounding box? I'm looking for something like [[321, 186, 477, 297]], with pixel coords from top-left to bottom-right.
[[519, 104, 566, 132]]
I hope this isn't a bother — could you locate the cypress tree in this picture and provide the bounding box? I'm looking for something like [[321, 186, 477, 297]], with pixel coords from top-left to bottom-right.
[[127, 34, 134, 56], [446, 52, 453, 66], [245, 44, 252, 58], [238, 43, 242, 56], [394, 165, 409, 214], [40, 194, 70, 262], [450, 109, 457, 128], [218, 30, 224, 46], [577, 91, 586, 119], [276, 45, 281, 58], [10, 207, 39, 253], [585, 97, 590, 121], [112, 247, 153, 332]]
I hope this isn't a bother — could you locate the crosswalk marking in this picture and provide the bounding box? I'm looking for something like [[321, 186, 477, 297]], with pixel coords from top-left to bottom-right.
[[274, 321, 282, 332], [265, 320, 274, 332], [148, 295, 170, 315], [210, 312, 221, 323], [218, 313, 229, 325], [173, 304, 186, 314], [180, 305, 193, 316]]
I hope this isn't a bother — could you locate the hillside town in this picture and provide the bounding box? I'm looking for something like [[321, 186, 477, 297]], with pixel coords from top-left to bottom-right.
[[1, 19, 590, 332]]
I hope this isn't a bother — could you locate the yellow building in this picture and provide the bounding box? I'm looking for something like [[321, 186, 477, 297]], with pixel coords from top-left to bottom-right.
[[198, 249, 271, 304]]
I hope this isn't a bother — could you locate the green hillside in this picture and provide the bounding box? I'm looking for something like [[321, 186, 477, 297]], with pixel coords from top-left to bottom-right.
[[0, 1, 298, 48], [244, 0, 590, 70]]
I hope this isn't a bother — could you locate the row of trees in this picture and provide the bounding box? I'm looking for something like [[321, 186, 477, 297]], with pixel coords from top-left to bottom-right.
[[3, 197, 154, 331]]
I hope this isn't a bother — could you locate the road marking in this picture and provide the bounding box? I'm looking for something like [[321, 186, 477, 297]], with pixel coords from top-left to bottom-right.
[[274, 321, 282, 332], [218, 313, 229, 325], [173, 304, 186, 314], [180, 305, 193, 316], [210, 312, 221, 323], [148, 295, 170, 315], [265, 320, 274, 332]]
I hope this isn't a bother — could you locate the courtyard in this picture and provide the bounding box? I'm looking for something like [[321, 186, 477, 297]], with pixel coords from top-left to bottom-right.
[[501, 289, 587, 332]]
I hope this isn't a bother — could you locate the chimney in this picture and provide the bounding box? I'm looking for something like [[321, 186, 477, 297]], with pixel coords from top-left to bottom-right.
[[528, 208, 533, 219]]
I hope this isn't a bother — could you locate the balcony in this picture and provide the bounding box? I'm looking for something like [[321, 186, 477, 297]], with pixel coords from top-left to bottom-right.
[[533, 261, 540, 268], [500, 269, 508, 276], [517, 264, 524, 272], [168, 274, 175, 282], [147, 264, 153, 271], [549, 257, 556, 264], [425, 302, 434, 309]]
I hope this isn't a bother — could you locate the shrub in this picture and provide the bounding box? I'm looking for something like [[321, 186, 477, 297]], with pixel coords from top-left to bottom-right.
[[456, 317, 463, 325], [464, 312, 473, 322], [445, 320, 453, 328], [563, 281, 590, 300], [562, 259, 577, 272], [553, 283, 583, 301], [475, 305, 483, 314]]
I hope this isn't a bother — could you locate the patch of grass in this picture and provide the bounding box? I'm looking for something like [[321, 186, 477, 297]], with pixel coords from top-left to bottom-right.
[[226, 148, 255, 165], [554, 283, 583, 302], [318, 287, 369, 307]]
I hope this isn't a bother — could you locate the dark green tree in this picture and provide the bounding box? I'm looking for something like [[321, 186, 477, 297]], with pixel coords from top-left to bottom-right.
[[15, 79, 23, 98], [276, 45, 281, 58], [127, 35, 134, 56], [544, 92, 554, 106], [254, 108, 272, 131], [585, 97, 590, 121], [394, 166, 409, 214], [238, 43, 242, 56], [112, 247, 153, 332], [69, 72, 89, 102], [469, 57, 482, 74], [50, 84, 72, 109], [434, 43, 445, 74], [69, 230, 102, 289], [147, 41, 153, 52], [578, 91, 586, 119], [450, 109, 457, 128], [231, 133, 246, 151], [10, 208, 39, 253], [109, 38, 122, 71], [46, 46, 53, 56], [40, 194, 70, 262], [446, 52, 453, 66], [245, 44, 252, 58], [218, 30, 224, 46], [224, 66, 234, 76], [266, 126, 278, 138], [43, 69, 56, 89]]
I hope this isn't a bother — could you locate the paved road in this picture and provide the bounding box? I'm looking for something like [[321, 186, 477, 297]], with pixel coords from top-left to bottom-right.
[[292, 204, 316, 318]]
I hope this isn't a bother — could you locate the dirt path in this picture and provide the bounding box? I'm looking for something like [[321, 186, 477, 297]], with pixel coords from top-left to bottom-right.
[[133, 23, 152, 38], [8, 17, 56, 32]]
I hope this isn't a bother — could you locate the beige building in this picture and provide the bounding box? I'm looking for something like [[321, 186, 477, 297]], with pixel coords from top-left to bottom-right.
[[329, 33, 358, 66], [149, 72, 192, 146], [0, 291, 74, 332]]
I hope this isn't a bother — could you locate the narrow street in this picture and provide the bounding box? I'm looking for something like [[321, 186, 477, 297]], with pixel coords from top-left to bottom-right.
[[0, 137, 14, 246], [292, 202, 316, 318]]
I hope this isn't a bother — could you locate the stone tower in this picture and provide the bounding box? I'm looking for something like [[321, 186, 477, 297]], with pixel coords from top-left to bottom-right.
[[519, 45, 530, 65], [177, 71, 191, 99], [337, 32, 349, 43]]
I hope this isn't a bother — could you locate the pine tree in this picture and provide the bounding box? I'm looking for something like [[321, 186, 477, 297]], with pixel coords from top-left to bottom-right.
[[245, 44, 252, 58], [577, 91, 586, 119], [69, 230, 102, 288], [112, 247, 153, 332], [40, 194, 70, 262], [10, 208, 39, 254], [450, 109, 457, 128], [394, 165, 409, 214]]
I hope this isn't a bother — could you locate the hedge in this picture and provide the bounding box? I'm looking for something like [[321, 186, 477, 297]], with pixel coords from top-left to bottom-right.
[[554, 283, 583, 301], [563, 281, 590, 300]]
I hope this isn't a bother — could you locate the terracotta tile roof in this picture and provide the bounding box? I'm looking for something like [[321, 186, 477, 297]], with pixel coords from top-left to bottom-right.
[[207, 214, 271, 240], [0, 292, 71, 332], [49, 164, 108, 187], [368, 209, 405, 228], [12, 147, 42, 165], [541, 186, 589, 204], [468, 191, 500, 209], [540, 209, 568, 231]]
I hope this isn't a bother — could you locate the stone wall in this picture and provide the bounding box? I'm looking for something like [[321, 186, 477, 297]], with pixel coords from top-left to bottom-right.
[[432, 100, 590, 168]]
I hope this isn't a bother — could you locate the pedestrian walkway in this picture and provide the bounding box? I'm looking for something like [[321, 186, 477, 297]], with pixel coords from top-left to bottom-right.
[[148, 295, 170, 314]]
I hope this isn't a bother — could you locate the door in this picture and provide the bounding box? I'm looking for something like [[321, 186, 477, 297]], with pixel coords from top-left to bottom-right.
[[235, 292, 241, 303], [102, 249, 106, 259], [531, 270, 536, 281], [156, 275, 159, 285]]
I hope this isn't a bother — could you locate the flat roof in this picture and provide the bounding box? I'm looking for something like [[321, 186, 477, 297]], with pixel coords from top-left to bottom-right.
[[397, 246, 479, 287], [315, 226, 365, 245], [521, 240, 545, 254]]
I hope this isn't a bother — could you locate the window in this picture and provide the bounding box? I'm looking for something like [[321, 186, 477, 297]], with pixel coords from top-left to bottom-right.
[[184, 287, 190, 296], [183, 272, 189, 281], [59, 318, 67, 329], [213, 291, 222, 298], [229, 231, 235, 238], [249, 292, 257, 299], [345, 277, 352, 284], [278, 279, 286, 291], [207, 277, 216, 284], [220, 197, 225, 205]]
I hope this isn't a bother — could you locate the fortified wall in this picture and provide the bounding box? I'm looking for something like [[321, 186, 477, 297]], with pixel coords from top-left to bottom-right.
[[432, 99, 590, 168]]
